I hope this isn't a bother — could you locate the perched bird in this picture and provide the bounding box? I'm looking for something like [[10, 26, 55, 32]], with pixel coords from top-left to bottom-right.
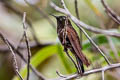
[[52, 15, 90, 74]]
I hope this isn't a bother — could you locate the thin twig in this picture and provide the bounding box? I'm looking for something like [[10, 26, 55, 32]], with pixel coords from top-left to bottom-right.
[[100, 46, 113, 63], [56, 70, 67, 78], [74, 0, 82, 48], [60, 0, 111, 65], [74, 0, 80, 20], [105, 22, 119, 62], [101, 0, 120, 24], [52, 63, 120, 80], [50, 2, 120, 38], [22, 12, 31, 80], [107, 36, 119, 61], [16, 47, 46, 80], [78, 21, 111, 64], [0, 33, 46, 80], [2, 0, 40, 44], [0, 41, 53, 52], [65, 50, 80, 73], [0, 33, 24, 80], [102, 70, 105, 80]]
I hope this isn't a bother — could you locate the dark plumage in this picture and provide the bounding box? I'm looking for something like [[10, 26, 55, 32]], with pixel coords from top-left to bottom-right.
[[53, 15, 90, 74]]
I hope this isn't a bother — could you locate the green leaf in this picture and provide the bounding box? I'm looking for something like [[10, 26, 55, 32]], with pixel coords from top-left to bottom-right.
[[31, 45, 57, 66], [13, 45, 57, 80], [83, 35, 108, 50], [82, 34, 120, 50]]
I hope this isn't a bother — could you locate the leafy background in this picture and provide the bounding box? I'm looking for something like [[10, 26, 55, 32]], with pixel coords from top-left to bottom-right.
[[0, 0, 120, 80]]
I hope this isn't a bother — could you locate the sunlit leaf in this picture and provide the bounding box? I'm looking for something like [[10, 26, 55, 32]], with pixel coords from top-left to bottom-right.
[[13, 45, 57, 80]]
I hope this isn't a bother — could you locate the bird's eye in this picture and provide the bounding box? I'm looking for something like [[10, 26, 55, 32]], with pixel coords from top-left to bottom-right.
[[63, 17, 66, 20], [60, 18, 62, 21]]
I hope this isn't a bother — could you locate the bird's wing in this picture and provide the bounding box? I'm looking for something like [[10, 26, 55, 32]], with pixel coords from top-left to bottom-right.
[[66, 26, 90, 67]]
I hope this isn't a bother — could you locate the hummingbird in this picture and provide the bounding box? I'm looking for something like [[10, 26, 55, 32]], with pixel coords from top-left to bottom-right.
[[52, 15, 90, 74]]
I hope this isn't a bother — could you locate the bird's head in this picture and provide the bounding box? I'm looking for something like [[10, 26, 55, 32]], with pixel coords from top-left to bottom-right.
[[51, 15, 67, 26]]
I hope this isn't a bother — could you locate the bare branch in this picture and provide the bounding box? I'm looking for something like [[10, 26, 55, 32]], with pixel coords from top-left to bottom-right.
[[74, 0, 80, 20], [0, 41, 53, 52], [101, 0, 120, 24], [107, 36, 119, 61], [16, 48, 46, 80], [0, 33, 46, 79], [2, 0, 40, 44], [52, 63, 120, 80], [65, 50, 79, 73], [102, 70, 105, 80], [56, 70, 67, 78], [0, 33, 24, 80], [74, 0, 82, 48], [22, 12, 31, 80], [100, 46, 113, 63], [50, 2, 120, 38]]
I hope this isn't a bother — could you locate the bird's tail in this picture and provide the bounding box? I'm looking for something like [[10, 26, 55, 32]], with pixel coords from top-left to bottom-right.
[[75, 55, 84, 74], [70, 49, 85, 74]]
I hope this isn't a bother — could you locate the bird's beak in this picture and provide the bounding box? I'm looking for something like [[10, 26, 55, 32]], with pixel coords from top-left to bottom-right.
[[50, 14, 58, 19]]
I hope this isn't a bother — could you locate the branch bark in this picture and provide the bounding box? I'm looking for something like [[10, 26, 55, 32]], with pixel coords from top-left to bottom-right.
[[0, 33, 24, 80], [74, 0, 82, 48], [22, 12, 31, 80], [52, 63, 120, 80]]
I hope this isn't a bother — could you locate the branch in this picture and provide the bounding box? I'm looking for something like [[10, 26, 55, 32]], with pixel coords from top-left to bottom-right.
[[74, 0, 80, 20], [2, 0, 40, 44], [102, 70, 105, 80], [100, 46, 113, 63], [56, 70, 66, 78], [0, 41, 53, 52], [50, 2, 120, 38], [53, 63, 120, 80], [0, 33, 24, 80], [101, 0, 120, 24], [65, 50, 79, 73], [100, 0, 120, 62], [0, 32, 46, 80], [107, 36, 119, 61], [22, 12, 31, 80], [74, 0, 82, 48]]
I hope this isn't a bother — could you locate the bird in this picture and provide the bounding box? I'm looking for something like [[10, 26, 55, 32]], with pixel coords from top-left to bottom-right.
[[52, 15, 90, 74]]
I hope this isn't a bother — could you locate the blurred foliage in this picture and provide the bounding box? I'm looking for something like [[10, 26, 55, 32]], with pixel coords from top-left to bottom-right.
[[0, 0, 120, 80]]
